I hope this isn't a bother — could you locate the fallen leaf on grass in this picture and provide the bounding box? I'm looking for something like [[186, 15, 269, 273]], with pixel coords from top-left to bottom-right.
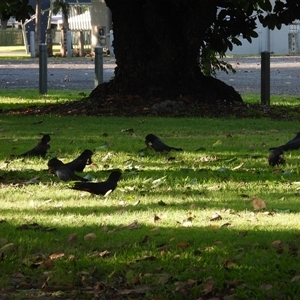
[[213, 140, 222, 147], [84, 233, 97, 240], [220, 222, 231, 228], [37, 199, 53, 208], [207, 185, 220, 191], [0, 243, 14, 254], [133, 200, 140, 206], [210, 212, 222, 221], [223, 258, 238, 268], [271, 240, 282, 247], [177, 242, 190, 248], [154, 214, 161, 222], [261, 283, 273, 291], [291, 275, 300, 282], [158, 200, 167, 206], [201, 278, 215, 295], [252, 197, 266, 210], [67, 233, 77, 243], [121, 128, 134, 133], [49, 253, 65, 260], [152, 176, 167, 186], [131, 273, 142, 284], [181, 220, 193, 227], [126, 220, 140, 230], [232, 162, 244, 170]]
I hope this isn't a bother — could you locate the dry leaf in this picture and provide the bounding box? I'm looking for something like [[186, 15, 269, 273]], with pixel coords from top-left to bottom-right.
[[154, 214, 161, 222], [181, 221, 192, 227], [232, 162, 244, 170], [202, 279, 215, 294], [252, 197, 266, 210], [67, 233, 77, 243], [127, 220, 139, 230], [84, 233, 97, 240], [210, 212, 222, 221], [177, 242, 190, 248], [220, 222, 231, 228], [99, 250, 110, 257], [291, 275, 300, 282], [261, 284, 273, 290], [132, 273, 142, 284], [0, 243, 14, 253], [49, 253, 64, 260], [271, 240, 282, 247]]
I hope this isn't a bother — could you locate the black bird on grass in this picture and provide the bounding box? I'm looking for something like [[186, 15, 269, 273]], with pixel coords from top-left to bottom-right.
[[268, 147, 285, 166], [47, 157, 88, 182], [70, 170, 122, 195], [145, 134, 183, 152], [18, 134, 51, 158], [269, 132, 300, 152], [65, 149, 93, 172]]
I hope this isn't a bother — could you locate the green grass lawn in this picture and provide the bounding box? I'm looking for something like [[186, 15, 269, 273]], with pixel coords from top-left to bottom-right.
[[1, 105, 300, 299]]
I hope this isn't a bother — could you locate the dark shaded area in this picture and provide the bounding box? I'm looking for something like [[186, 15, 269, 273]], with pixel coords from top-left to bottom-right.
[[3, 92, 300, 121]]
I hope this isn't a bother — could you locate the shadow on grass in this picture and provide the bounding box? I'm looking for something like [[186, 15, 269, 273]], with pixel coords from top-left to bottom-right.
[[1, 217, 300, 299]]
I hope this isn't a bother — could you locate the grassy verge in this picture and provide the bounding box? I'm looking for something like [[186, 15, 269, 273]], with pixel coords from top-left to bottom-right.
[[1, 114, 300, 299], [0, 89, 90, 110]]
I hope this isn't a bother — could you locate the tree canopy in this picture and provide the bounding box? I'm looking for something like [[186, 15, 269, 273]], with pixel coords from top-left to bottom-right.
[[0, 0, 34, 23]]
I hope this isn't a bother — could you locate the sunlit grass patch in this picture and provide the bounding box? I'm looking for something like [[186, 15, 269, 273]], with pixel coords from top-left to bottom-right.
[[1, 115, 300, 298]]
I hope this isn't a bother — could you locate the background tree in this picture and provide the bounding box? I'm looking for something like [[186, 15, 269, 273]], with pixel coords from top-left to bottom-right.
[[0, 0, 34, 29], [90, 0, 300, 105], [34, 0, 41, 56], [46, 0, 54, 57], [53, 0, 71, 57]]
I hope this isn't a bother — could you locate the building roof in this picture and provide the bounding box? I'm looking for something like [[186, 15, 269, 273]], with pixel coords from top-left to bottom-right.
[[28, 0, 91, 9]]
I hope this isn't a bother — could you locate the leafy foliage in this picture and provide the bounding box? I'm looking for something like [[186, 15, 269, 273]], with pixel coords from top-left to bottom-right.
[[0, 0, 34, 22], [196, 0, 300, 73]]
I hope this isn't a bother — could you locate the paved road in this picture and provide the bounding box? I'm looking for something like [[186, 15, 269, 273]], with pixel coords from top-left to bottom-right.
[[0, 58, 115, 91], [216, 56, 300, 95], [0, 56, 300, 95]]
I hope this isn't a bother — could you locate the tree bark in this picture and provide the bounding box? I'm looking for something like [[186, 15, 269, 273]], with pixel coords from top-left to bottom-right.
[[1, 19, 8, 30], [90, 0, 242, 103], [35, 0, 41, 57]]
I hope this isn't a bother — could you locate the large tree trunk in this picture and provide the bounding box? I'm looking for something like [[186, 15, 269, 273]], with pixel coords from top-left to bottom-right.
[[90, 0, 242, 104]]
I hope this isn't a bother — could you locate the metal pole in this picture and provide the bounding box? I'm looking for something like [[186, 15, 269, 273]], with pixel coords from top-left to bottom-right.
[[261, 51, 270, 105], [109, 30, 114, 56], [94, 46, 103, 87], [30, 31, 35, 58], [67, 30, 72, 57], [39, 44, 47, 94]]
